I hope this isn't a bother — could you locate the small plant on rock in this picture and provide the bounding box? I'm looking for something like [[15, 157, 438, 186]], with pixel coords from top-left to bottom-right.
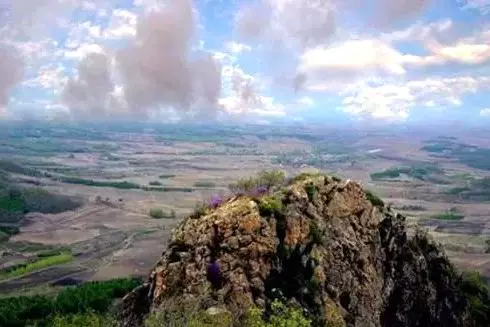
[[242, 300, 311, 327], [190, 202, 208, 219], [257, 196, 284, 217], [365, 190, 384, 208], [304, 183, 317, 202]]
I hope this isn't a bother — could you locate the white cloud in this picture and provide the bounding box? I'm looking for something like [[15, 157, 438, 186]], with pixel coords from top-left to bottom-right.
[[22, 64, 67, 92], [339, 76, 490, 120], [298, 39, 440, 91], [103, 9, 137, 39], [218, 62, 286, 118], [427, 41, 490, 64], [381, 19, 453, 43], [225, 41, 252, 54], [460, 0, 490, 14], [480, 108, 490, 116], [63, 43, 105, 60]]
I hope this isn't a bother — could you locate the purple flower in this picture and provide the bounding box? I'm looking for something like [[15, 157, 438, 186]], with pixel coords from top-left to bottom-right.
[[255, 185, 269, 195], [207, 261, 222, 289], [209, 195, 223, 208]]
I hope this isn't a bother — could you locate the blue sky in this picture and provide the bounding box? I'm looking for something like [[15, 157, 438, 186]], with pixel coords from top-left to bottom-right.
[[1, 0, 490, 124]]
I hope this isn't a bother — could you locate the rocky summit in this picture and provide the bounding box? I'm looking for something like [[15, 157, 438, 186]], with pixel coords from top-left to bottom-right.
[[119, 173, 473, 327]]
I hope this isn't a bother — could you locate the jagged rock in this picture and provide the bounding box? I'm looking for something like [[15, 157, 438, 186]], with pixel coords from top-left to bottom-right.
[[119, 175, 471, 327]]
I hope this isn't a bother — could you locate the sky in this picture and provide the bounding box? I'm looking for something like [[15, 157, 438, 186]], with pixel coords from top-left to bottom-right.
[[0, 0, 490, 125]]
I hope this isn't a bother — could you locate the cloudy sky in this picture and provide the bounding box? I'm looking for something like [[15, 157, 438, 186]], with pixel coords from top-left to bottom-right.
[[1, 0, 490, 124]]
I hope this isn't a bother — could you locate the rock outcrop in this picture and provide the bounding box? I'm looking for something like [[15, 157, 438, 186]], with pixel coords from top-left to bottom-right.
[[120, 174, 471, 327]]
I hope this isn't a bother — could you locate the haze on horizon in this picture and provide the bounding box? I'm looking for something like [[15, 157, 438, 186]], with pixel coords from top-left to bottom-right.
[[1, 0, 490, 125]]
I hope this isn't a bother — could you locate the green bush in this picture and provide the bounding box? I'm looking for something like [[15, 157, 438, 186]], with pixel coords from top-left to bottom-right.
[[243, 300, 311, 327], [190, 202, 208, 219], [0, 277, 141, 327], [257, 196, 284, 217], [149, 208, 176, 219], [0, 226, 20, 236], [194, 181, 216, 188], [458, 271, 490, 326], [304, 183, 317, 202], [365, 190, 384, 208], [50, 312, 117, 327], [230, 170, 286, 193]]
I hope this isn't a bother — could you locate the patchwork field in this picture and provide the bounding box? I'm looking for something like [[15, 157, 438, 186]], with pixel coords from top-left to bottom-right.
[[0, 122, 489, 294]]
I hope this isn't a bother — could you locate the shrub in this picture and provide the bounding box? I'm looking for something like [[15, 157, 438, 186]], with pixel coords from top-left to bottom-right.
[[190, 202, 208, 219], [149, 181, 162, 186], [365, 190, 384, 208], [230, 170, 285, 194], [309, 221, 324, 245], [194, 181, 216, 188], [292, 172, 325, 183], [257, 196, 284, 217], [257, 170, 286, 189], [50, 312, 117, 327], [242, 300, 311, 327], [457, 271, 490, 326], [0, 226, 20, 236], [149, 208, 176, 219], [304, 183, 317, 202], [0, 277, 141, 327], [159, 174, 175, 179]]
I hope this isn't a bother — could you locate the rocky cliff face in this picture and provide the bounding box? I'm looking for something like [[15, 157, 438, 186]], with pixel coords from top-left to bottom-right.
[[120, 174, 471, 327]]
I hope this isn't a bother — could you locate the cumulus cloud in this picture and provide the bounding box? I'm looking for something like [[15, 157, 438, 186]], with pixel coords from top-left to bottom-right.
[[340, 76, 490, 120], [218, 65, 285, 119], [236, 0, 336, 49], [0, 44, 24, 109], [60, 0, 223, 120], [480, 108, 490, 116], [103, 9, 137, 39], [236, 0, 435, 49], [297, 39, 440, 91], [116, 0, 222, 118], [61, 51, 120, 118]]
